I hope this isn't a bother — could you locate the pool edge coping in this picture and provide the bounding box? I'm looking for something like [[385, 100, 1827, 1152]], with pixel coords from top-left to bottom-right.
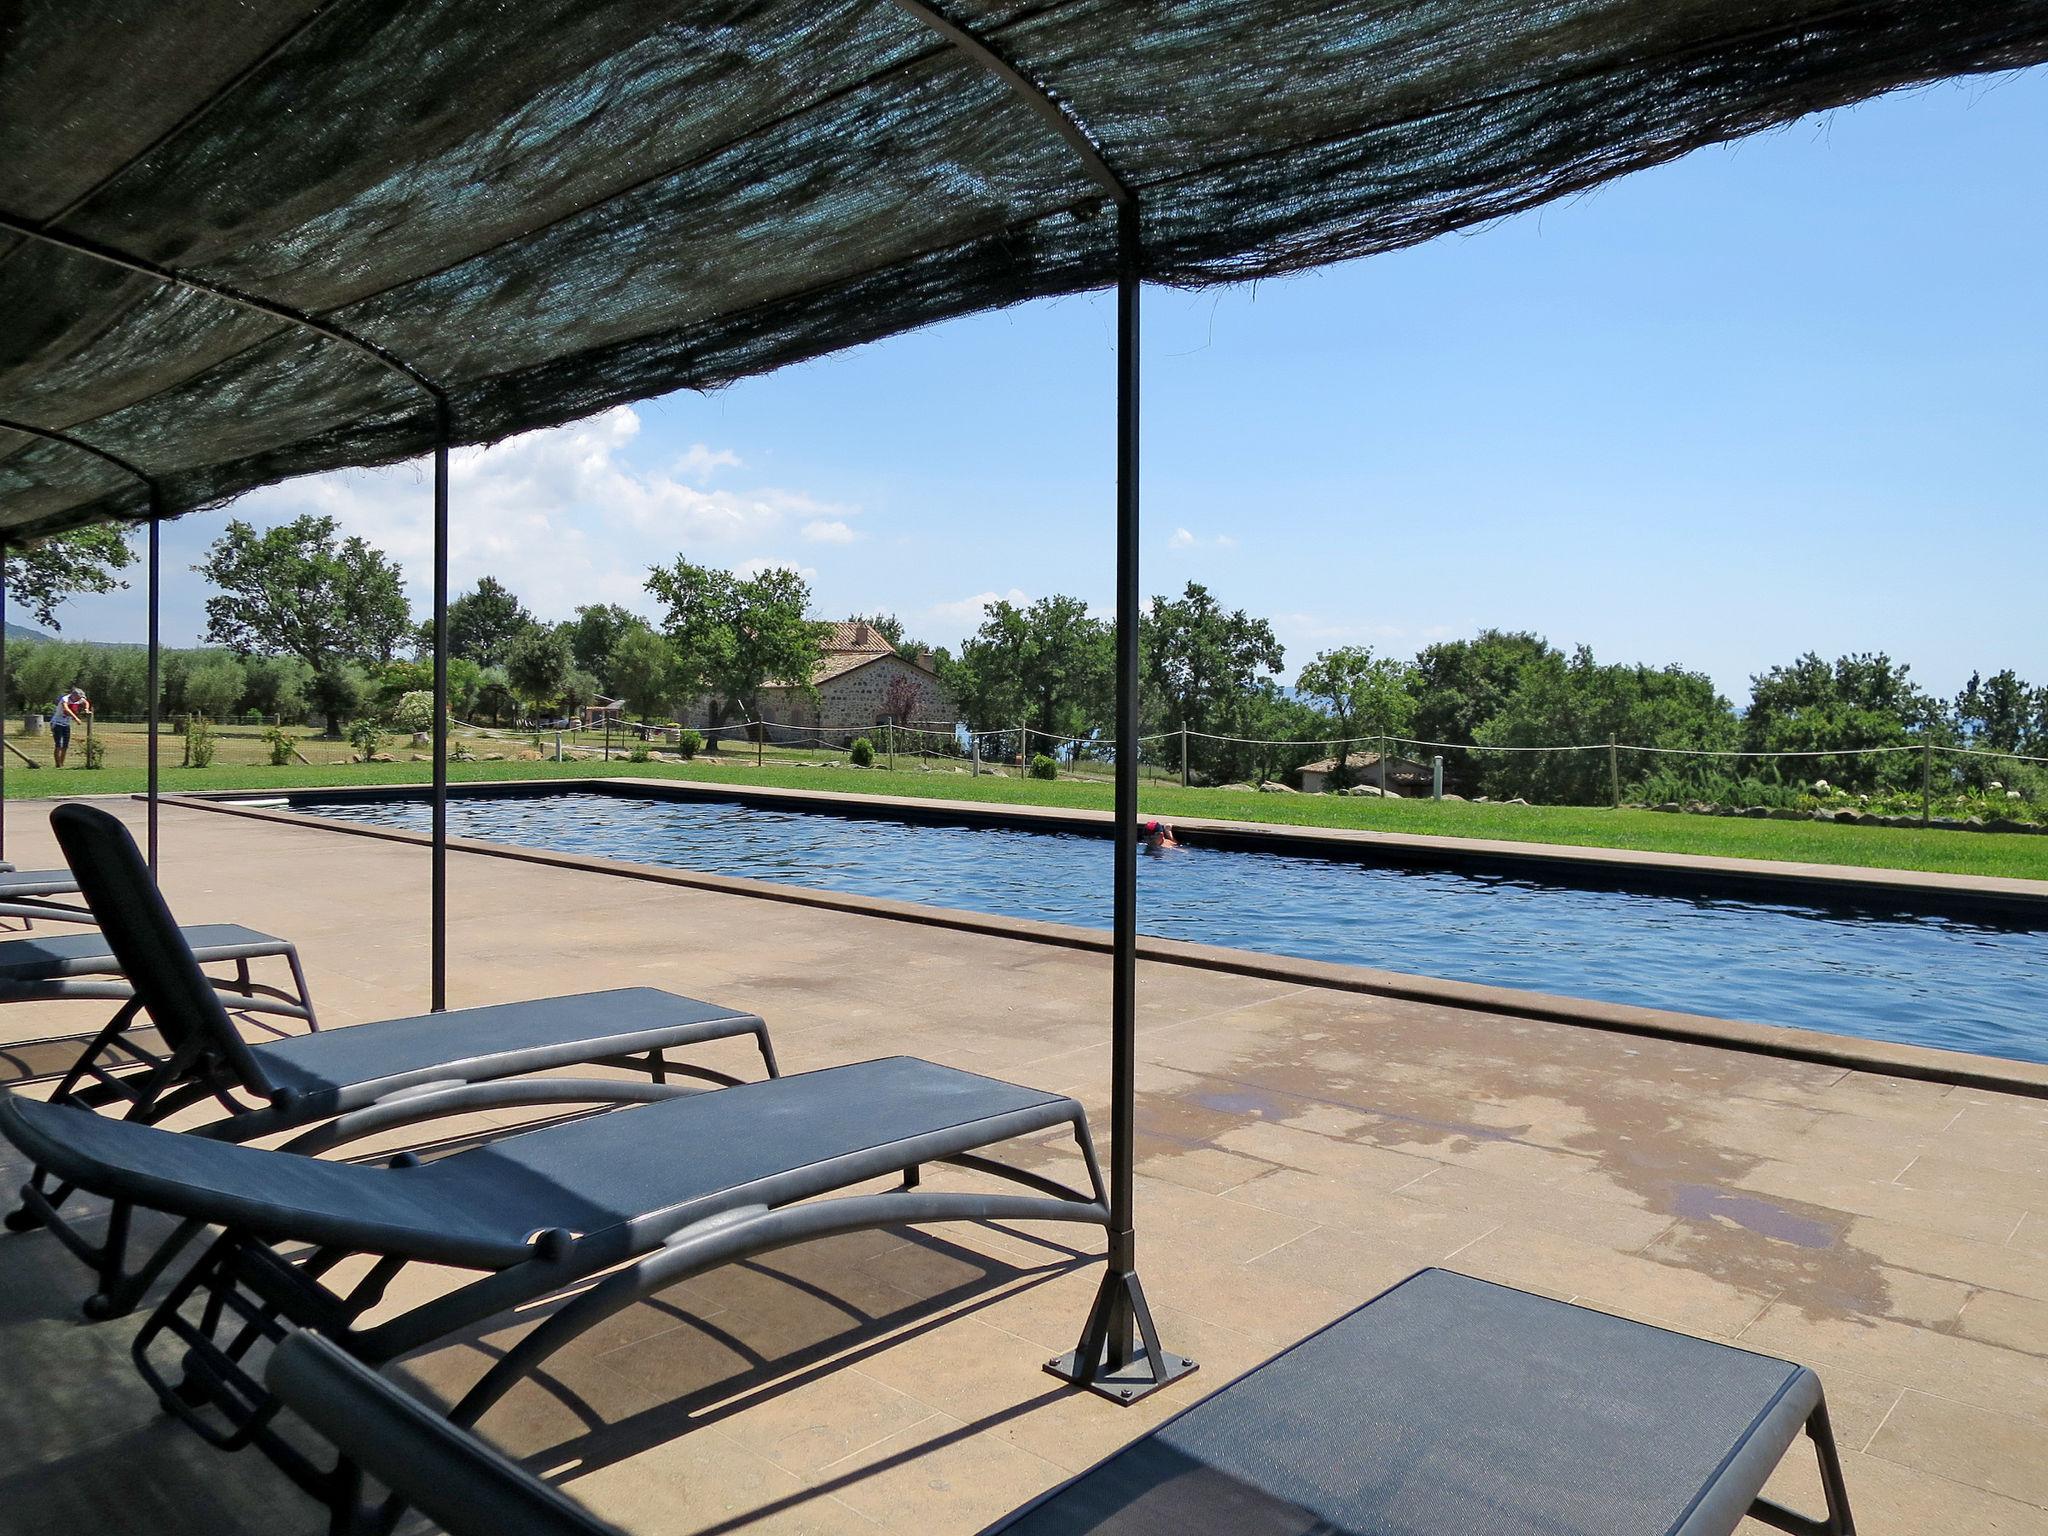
[[152, 788, 2048, 1102]]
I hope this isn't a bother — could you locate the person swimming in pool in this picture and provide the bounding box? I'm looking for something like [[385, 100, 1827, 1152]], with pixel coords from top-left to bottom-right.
[[1143, 818, 1179, 852]]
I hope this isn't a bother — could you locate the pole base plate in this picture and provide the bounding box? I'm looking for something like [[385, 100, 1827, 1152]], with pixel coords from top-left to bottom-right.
[[1045, 1344, 1198, 1405]]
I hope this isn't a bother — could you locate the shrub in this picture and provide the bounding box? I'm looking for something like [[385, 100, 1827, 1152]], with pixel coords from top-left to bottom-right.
[[348, 717, 385, 762], [849, 736, 875, 767], [678, 728, 703, 760], [82, 733, 106, 770], [183, 717, 216, 769], [627, 740, 652, 764], [1030, 753, 1058, 780], [390, 689, 436, 736], [450, 740, 475, 763], [262, 724, 299, 767]]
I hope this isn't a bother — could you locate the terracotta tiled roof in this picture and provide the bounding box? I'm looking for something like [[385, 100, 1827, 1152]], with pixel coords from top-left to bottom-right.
[[823, 621, 895, 656]]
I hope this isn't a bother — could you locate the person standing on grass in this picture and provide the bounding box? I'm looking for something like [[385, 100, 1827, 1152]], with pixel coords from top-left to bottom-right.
[[50, 684, 91, 768]]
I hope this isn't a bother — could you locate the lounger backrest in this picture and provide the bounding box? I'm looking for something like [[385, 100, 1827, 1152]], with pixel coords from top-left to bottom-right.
[[268, 1333, 624, 1536], [49, 804, 273, 1097]]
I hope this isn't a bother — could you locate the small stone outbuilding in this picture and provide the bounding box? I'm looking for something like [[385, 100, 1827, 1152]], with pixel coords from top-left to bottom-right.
[[1295, 751, 1429, 795]]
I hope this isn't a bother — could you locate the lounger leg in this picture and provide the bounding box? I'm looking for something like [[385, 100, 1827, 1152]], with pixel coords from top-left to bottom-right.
[[283, 944, 319, 1030], [751, 1020, 780, 1078], [1748, 1400, 1856, 1536], [87, 1214, 206, 1320]]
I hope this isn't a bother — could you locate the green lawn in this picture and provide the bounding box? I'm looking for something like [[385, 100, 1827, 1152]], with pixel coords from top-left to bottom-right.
[[9, 732, 2048, 882]]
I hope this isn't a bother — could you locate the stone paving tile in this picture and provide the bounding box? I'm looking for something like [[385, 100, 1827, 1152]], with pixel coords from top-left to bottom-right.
[[0, 800, 2042, 1535], [1868, 1391, 2048, 1510]]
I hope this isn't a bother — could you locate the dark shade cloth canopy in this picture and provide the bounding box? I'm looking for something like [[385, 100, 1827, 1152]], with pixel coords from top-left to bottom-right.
[[4, 0, 2045, 537]]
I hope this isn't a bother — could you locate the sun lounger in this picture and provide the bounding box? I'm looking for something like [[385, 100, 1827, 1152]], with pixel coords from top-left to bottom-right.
[[0, 1054, 1109, 1517], [991, 1267, 1856, 1536], [7, 804, 778, 1317], [0, 921, 312, 1014], [264, 1266, 1854, 1536], [268, 1332, 623, 1536], [0, 866, 93, 928]]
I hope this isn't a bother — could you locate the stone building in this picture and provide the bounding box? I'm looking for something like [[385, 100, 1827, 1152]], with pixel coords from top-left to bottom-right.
[[684, 621, 954, 739], [1294, 750, 1429, 795]]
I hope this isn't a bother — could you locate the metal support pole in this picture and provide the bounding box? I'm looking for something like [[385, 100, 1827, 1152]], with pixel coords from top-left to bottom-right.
[[1048, 201, 1193, 1405], [431, 419, 450, 1013], [0, 542, 7, 863], [147, 504, 161, 874], [1921, 742, 1931, 828], [1609, 738, 1620, 811]]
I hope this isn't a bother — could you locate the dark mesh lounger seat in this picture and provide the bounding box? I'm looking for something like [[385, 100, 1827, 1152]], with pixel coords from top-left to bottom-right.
[[0, 866, 91, 928], [0, 1055, 1110, 1523], [7, 804, 777, 1320], [260, 1268, 1854, 1536], [989, 1268, 1854, 1536]]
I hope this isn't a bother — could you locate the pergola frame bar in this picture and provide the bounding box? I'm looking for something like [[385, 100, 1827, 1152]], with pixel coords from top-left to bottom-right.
[[0, 416, 164, 874], [891, 0, 1191, 1403], [0, 223, 453, 1009]]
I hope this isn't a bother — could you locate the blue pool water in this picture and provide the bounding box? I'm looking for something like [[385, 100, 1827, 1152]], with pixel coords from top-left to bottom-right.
[[298, 791, 2048, 1063]]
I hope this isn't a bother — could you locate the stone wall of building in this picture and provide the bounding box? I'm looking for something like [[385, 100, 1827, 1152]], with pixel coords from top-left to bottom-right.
[[765, 655, 954, 732], [677, 656, 954, 737]]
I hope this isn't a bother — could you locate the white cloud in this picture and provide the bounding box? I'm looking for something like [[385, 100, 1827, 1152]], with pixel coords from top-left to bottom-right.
[[800, 518, 859, 544], [1168, 527, 1195, 549], [929, 587, 1030, 624], [224, 407, 852, 622], [1166, 527, 1236, 552], [674, 443, 741, 481]]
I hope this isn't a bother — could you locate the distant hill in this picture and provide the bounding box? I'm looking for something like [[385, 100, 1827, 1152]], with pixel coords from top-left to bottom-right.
[[4, 623, 145, 649]]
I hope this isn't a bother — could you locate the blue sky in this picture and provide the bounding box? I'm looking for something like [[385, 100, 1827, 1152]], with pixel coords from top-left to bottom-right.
[[50, 67, 2047, 705]]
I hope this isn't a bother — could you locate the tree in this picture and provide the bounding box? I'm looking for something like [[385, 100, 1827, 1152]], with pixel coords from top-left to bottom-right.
[[1476, 646, 1735, 803], [643, 559, 825, 746], [945, 596, 1110, 750], [560, 668, 602, 714], [503, 625, 572, 718], [608, 626, 682, 721], [1743, 651, 1940, 792], [565, 603, 641, 688], [197, 515, 412, 735], [1296, 646, 1418, 776], [183, 655, 247, 721], [444, 576, 534, 666], [1403, 630, 1552, 778], [1140, 582, 1284, 771], [882, 673, 923, 729], [390, 690, 437, 736], [241, 654, 313, 723], [4, 527, 137, 630], [1954, 669, 2044, 756]]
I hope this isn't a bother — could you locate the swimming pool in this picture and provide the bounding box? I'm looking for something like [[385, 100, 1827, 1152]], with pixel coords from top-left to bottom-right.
[[295, 790, 2048, 1063]]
